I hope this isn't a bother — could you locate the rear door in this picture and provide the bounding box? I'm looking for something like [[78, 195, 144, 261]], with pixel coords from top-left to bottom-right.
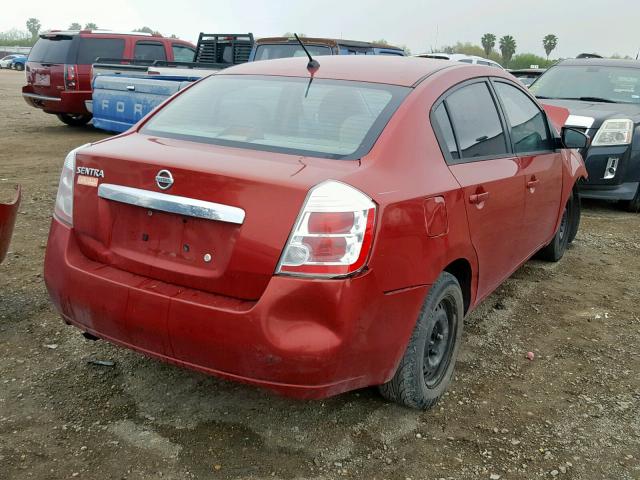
[[492, 80, 562, 254], [75, 36, 126, 90], [432, 79, 526, 300], [25, 34, 75, 98], [134, 40, 167, 62]]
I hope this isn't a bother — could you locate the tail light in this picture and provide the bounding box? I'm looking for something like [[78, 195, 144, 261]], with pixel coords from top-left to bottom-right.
[[54, 145, 88, 226], [277, 180, 376, 277], [64, 64, 78, 90]]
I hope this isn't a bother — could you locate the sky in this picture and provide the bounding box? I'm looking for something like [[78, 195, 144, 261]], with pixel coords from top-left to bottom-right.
[[2, 0, 639, 59]]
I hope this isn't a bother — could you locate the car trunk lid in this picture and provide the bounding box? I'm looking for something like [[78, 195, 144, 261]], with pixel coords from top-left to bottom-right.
[[72, 134, 359, 300]]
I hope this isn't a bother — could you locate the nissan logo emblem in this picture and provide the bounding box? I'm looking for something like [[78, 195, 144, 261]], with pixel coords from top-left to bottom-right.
[[155, 169, 174, 190]]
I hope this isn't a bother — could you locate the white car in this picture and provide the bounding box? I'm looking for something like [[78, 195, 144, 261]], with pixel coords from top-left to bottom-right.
[[0, 55, 21, 69], [414, 52, 503, 69]]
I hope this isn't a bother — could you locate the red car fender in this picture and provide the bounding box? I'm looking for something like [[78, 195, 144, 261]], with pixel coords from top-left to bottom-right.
[[0, 185, 21, 263], [542, 103, 588, 232]]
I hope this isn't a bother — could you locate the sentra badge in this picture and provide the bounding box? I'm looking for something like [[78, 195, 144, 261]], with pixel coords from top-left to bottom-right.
[[76, 166, 104, 187], [76, 166, 105, 178]]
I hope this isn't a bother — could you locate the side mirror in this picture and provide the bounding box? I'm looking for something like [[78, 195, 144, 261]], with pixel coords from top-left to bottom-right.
[[561, 127, 590, 149]]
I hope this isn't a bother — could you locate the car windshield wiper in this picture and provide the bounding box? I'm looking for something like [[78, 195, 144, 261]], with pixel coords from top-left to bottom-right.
[[565, 96, 618, 103], [534, 95, 555, 99]]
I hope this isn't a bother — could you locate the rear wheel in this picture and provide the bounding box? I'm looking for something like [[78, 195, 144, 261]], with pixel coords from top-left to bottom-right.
[[620, 185, 640, 213], [379, 272, 464, 410], [57, 113, 91, 127]]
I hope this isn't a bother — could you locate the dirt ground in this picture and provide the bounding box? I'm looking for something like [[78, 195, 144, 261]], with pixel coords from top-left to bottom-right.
[[0, 69, 639, 480]]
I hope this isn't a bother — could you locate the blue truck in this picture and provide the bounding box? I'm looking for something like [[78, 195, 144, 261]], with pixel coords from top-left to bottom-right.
[[91, 35, 406, 133], [90, 33, 254, 133]]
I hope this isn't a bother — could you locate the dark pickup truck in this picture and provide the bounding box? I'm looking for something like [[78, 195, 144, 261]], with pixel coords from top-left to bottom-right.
[[530, 58, 640, 211], [91, 33, 254, 133]]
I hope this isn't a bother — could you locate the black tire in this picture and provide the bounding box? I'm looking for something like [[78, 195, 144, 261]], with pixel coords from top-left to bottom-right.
[[57, 113, 92, 127], [379, 272, 464, 410], [15, 63, 24, 71], [537, 193, 573, 262], [567, 188, 581, 244], [620, 185, 640, 213]]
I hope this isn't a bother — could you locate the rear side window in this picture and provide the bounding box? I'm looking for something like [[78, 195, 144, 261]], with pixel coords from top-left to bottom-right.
[[76, 38, 125, 64], [134, 42, 166, 61], [142, 75, 410, 159], [432, 104, 459, 160], [28, 36, 73, 63], [445, 82, 508, 159], [494, 82, 553, 153], [172, 44, 195, 62]]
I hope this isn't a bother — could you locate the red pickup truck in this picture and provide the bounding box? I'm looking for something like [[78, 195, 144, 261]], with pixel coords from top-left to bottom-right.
[[22, 30, 195, 126]]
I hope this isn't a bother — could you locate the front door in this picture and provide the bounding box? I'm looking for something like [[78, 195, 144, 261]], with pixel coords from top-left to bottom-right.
[[492, 80, 563, 254]]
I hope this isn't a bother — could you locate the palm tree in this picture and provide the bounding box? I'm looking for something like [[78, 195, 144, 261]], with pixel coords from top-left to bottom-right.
[[499, 35, 517, 67], [26, 18, 41, 40], [481, 33, 496, 57], [543, 34, 558, 60]]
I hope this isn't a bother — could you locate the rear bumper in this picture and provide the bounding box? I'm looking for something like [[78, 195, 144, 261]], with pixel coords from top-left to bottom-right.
[[22, 85, 91, 115], [44, 219, 428, 399]]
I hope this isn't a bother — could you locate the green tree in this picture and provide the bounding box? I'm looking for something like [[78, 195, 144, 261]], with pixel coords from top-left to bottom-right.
[[499, 35, 517, 67], [134, 26, 154, 34], [283, 32, 306, 38], [26, 18, 41, 40], [481, 33, 496, 57], [84, 22, 98, 30], [542, 34, 558, 60], [69, 22, 82, 30], [372, 39, 389, 45], [509, 53, 554, 70]]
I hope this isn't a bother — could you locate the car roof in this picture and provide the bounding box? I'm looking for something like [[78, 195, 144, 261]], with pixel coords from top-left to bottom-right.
[[220, 55, 495, 87], [255, 36, 403, 50], [42, 30, 156, 37], [557, 58, 640, 69]]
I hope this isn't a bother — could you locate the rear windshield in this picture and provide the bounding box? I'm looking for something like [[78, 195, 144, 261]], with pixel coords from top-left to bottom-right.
[[28, 36, 73, 63], [77, 38, 125, 64], [254, 44, 332, 61], [141, 75, 410, 159]]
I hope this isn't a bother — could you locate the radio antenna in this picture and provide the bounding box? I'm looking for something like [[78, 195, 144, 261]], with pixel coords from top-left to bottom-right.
[[294, 33, 320, 72]]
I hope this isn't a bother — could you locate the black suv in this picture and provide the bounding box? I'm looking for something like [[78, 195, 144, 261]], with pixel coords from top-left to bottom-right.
[[530, 58, 640, 211]]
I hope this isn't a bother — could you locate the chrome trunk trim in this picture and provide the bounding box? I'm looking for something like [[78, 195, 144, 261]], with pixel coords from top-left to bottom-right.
[[98, 183, 245, 224]]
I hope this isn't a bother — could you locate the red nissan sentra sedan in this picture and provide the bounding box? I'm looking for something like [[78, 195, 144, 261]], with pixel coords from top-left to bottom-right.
[[44, 56, 588, 409]]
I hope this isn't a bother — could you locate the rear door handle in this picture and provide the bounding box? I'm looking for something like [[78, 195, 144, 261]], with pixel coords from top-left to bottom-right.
[[469, 192, 490, 204], [527, 178, 540, 188], [126, 85, 135, 91]]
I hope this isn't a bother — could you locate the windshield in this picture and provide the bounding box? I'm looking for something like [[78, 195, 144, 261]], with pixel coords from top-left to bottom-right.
[[141, 75, 410, 159], [28, 36, 73, 63], [254, 44, 332, 61], [530, 65, 640, 104]]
